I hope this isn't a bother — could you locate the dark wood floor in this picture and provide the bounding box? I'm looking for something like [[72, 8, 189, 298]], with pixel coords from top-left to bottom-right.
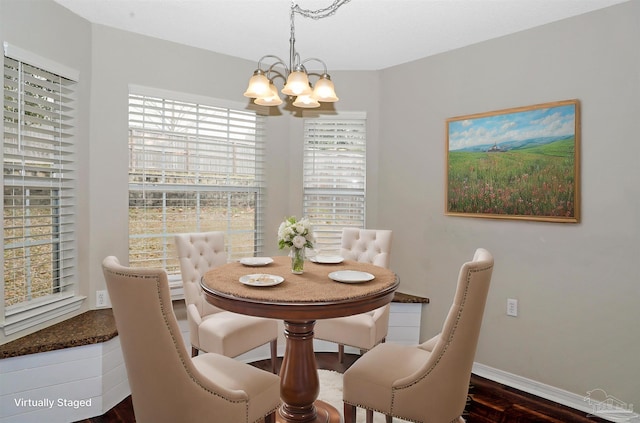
[[77, 352, 606, 423]]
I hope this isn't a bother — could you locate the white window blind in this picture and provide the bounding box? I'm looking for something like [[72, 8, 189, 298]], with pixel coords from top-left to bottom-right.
[[128, 92, 265, 274], [3, 55, 78, 319], [303, 114, 366, 251]]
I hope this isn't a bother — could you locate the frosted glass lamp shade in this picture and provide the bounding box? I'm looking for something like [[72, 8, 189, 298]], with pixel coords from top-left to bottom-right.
[[312, 74, 338, 102], [282, 71, 312, 96], [243, 71, 270, 98], [293, 94, 320, 108], [254, 81, 283, 106]]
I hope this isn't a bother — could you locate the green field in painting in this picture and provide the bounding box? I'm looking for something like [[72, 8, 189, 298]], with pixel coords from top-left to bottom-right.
[[447, 138, 576, 217]]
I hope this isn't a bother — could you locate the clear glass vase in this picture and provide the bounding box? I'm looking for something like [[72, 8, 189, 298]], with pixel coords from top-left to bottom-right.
[[290, 247, 305, 274]]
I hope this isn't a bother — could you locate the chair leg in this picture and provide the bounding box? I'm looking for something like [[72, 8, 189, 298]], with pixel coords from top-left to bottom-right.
[[344, 403, 356, 423], [264, 410, 276, 423], [385, 415, 393, 423], [366, 409, 374, 423], [338, 344, 345, 363], [270, 339, 278, 374], [191, 346, 199, 357]]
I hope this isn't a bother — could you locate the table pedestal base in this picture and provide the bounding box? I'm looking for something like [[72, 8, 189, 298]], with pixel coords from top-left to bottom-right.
[[278, 320, 341, 423], [276, 401, 340, 423]]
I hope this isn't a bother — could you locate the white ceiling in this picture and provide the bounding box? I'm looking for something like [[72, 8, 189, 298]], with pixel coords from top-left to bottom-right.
[[52, 0, 628, 71]]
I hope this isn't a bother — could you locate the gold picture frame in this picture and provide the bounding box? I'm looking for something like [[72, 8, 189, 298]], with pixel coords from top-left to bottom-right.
[[446, 99, 580, 223]]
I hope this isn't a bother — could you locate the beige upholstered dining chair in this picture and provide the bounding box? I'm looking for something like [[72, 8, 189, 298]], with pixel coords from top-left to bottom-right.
[[175, 231, 279, 373], [314, 228, 393, 362], [342, 248, 494, 423], [102, 256, 280, 423]]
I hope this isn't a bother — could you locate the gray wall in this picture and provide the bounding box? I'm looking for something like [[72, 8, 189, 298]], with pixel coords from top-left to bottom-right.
[[378, 0, 639, 408], [1, 0, 638, 411]]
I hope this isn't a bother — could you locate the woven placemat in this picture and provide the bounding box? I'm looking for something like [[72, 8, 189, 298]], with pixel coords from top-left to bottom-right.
[[202, 256, 398, 303]]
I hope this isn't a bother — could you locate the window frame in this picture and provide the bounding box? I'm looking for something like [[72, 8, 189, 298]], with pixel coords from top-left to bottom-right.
[[127, 85, 266, 282], [302, 111, 367, 252], [1, 43, 83, 337]]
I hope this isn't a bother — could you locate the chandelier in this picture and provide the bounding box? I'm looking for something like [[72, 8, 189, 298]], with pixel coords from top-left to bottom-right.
[[243, 0, 350, 109]]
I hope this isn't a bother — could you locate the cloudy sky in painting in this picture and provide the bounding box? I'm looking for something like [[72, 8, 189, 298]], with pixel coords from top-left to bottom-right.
[[448, 104, 576, 151]]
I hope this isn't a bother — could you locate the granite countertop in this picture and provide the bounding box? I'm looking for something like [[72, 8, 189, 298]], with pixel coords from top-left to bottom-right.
[[393, 292, 430, 303], [0, 309, 117, 359], [0, 292, 428, 360]]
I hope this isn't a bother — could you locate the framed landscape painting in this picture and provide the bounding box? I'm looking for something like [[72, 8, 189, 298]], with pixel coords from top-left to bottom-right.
[[446, 99, 580, 223]]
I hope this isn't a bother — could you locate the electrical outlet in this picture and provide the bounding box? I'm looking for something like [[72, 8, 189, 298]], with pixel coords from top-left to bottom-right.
[[507, 298, 518, 317], [96, 290, 110, 307]]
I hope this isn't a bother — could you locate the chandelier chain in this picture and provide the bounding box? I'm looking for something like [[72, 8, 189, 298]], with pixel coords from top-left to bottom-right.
[[292, 0, 352, 20]]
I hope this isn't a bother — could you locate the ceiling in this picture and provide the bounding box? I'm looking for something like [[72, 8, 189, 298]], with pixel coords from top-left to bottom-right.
[[52, 0, 627, 71]]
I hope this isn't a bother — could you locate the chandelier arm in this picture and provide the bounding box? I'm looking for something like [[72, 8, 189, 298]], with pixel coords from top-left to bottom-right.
[[266, 68, 288, 85], [257, 55, 289, 73], [299, 57, 328, 75]]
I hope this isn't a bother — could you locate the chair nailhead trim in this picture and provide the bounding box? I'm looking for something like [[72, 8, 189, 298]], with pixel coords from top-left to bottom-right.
[[389, 263, 493, 419], [107, 267, 254, 422]]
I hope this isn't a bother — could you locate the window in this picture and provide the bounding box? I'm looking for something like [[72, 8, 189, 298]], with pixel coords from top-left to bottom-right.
[[2, 44, 81, 335], [303, 112, 366, 251], [128, 88, 265, 277]]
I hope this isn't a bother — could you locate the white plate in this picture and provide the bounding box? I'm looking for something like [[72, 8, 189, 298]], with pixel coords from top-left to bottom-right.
[[239, 274, 284, 287], [310, 255, 344, 264], [328, 270, 375, 284], [239, 257, 274, 266]]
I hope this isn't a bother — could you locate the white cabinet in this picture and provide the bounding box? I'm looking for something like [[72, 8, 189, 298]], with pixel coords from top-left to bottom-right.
[[312, 294, 428, 354], [387, 302, 423, 345]]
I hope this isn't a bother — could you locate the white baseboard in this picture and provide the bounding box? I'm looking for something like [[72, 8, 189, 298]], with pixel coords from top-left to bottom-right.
[[472, 362, 607, 420]]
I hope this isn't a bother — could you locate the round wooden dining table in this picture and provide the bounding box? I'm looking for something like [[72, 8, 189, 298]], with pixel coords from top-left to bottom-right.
[[201, 255, 399, 423]]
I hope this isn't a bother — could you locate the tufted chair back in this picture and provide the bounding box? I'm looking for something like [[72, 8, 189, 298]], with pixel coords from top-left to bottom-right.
[[175, 231, 227, 317], [314, 228, 394, 363], [340, 228, 392, 268], [102, 256, 280, 423], [174, 231, 279, 366]]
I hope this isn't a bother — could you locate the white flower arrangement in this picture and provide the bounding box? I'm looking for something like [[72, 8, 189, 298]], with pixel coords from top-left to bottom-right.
[[278, 216, 314, 250]]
